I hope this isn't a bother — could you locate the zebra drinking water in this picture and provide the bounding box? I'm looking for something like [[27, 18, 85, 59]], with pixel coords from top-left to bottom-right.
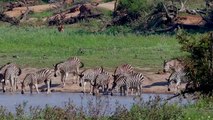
[[110, 72, 144, 96], [53, 57, 84, 87], [21, 68, 53, 94], [91, 70, 112, 95], [78, 67, 103, 94]]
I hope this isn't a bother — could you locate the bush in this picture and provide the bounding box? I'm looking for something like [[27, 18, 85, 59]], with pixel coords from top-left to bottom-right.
[[177, 30, 213, 94]]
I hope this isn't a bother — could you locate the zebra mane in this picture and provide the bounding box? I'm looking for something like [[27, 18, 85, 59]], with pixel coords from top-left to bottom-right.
[[0, 62, 11, 71], [54, 61, 64, 68]]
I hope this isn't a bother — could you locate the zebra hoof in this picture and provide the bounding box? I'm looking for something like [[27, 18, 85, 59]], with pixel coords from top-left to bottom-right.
[[111, 93, 113, 96], [79, 83, 82, 87], [92, 93, 95, 96], [3, 90, 5, 93], [21, 91, 24, 94], [168, 88, 170, 91]]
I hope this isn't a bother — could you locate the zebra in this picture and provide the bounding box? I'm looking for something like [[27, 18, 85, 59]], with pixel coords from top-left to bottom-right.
[[21, 68, 53, 94], [110, 72, 144, 96], [0, 62, 12, 82], [3, 63, 22, 92], [78, 67, 103, 94], [53, 57, 84, 87], [166, 70, 188, 94], [0, 63, 21, 93], [163, 58, 187, 93], [91, 70, 112, 95], [163, 58, 184, 73], [113, 64, 134, 76]]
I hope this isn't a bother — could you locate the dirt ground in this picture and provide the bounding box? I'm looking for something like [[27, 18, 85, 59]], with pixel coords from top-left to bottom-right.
[[10, 67, 185, 94]]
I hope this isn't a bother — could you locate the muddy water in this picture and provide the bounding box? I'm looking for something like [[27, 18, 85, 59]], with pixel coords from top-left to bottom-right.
[[0, 92, 193, 113]]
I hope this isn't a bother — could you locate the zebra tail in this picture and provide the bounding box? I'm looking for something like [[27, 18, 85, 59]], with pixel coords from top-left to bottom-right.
[[80, 62, 84, 68]]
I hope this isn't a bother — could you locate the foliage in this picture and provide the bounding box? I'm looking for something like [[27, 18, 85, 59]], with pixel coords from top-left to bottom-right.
[[0, 96, 213, 120], [116, 0, 163, 22], [177, 30, 213, 94]]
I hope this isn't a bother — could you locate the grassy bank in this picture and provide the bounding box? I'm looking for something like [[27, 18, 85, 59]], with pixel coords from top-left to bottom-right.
[[0, 24, 184, 70]]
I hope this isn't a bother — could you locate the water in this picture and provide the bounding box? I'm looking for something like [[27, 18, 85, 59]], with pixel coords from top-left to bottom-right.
[[0, 92, 193, 113]]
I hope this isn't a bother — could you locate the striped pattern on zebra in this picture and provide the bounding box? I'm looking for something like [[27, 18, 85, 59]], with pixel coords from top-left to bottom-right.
[[3, 63, 22, 92], [53, 57, 84, 87], [166, 70, 188, 94], [110, 72, 144, 96], [0, 62, 12, 82], [0, 63, 21, 93], [163, 58, 184, 73], [78, 67, 103, 94], [91, 69, 112, 95], [113, 64, 134, 77], [163, 58, 187, 93], [21, 68, 53, 94]]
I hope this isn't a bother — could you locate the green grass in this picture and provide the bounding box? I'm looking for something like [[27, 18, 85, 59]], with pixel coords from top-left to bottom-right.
[[0, 24, 185, 70]]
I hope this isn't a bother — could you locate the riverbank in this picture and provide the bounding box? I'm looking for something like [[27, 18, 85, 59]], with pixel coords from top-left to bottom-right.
[[8, 67, 185, 95]]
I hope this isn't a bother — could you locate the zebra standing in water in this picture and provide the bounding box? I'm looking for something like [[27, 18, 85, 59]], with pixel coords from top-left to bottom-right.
[[0, 63, 21, 93], [91, 69, 112, 95], [53, 57, 84, 87], [163, 58, 187, 93], [78, 67, 103, 94], [110, 72, 144, 96], [21, 68, 53, 94]]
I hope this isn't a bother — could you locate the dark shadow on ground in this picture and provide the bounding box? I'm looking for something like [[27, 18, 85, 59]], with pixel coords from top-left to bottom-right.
[[144, 82, 168, 88]]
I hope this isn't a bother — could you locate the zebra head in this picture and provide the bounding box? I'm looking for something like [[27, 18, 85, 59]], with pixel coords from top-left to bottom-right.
[[53, 62, 62, 77]]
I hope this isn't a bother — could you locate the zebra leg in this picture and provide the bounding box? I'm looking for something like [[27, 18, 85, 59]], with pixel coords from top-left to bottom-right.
[[120, 87, 122, 96], [63, 72, 69, 87], [46, 80, 51, 94], [84, 82, 87, 93], [131, 88, 134, 95], [29, 85, 33, 94], [34, 84, 39, 94], [2, 81, 6, 93]]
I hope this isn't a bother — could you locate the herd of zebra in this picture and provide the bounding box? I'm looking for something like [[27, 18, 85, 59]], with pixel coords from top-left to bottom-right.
[[0, 56, 187, 96]]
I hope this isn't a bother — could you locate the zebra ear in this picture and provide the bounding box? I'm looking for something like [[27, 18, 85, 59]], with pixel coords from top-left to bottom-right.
[[100, 66, 103, 72]]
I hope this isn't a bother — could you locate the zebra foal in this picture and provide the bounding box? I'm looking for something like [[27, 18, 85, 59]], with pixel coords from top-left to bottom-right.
[[21, 68, 53, 94]]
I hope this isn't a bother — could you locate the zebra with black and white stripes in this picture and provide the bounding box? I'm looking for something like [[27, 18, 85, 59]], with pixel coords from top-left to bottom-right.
[[21, 68, 53, 94], [78, 67, 103, 94], [53, 57, 84, 87], [163, 58, 187, 93], [110, 72, 144, 96], [166, 70, 188, 94], [3, 63, 22, 92], [113, 64, 134, 77], [92, 70, 112, 95], [0, 63, 21, 93]]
